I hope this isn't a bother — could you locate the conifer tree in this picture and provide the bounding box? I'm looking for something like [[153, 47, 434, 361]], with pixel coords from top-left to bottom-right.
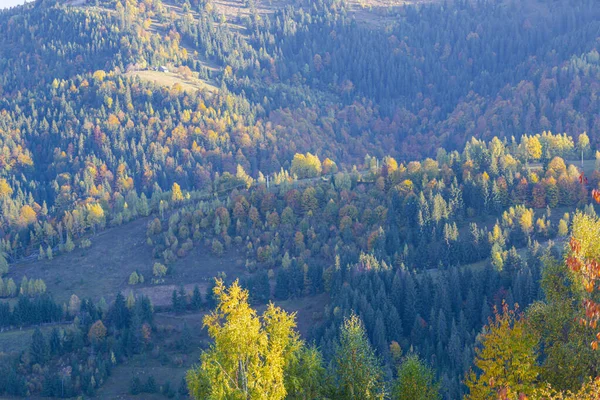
[[333, 314, 385, 400], [30, 328, 49, 365]]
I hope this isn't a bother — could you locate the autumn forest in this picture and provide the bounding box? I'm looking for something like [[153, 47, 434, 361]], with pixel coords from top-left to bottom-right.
[[1, 0, 600, 398]]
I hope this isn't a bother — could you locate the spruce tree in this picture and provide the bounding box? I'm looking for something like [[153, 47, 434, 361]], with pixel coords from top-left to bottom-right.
[[30, 328, 49, 365], [334, 314, 385, 399]]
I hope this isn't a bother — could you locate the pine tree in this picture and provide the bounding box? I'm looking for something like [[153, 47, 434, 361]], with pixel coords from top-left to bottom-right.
[[172, 289, 181, 313], [275, 268, 290, 300], [0, 252, 8, 276], [49, 327, 62, 356], [334, 314, 385, 399], [30, 328, 49, 365], [191, 285, 202, 310], [108, 292, 131, 330], [285, 345, 327, 399]]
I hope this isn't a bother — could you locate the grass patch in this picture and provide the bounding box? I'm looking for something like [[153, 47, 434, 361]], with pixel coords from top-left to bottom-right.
[[0, 326, 57, 355], [125, 70, 218, 93]]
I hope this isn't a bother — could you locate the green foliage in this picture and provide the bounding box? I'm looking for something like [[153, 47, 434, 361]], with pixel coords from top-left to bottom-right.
[[30, 328, 49, 366], [0, 253, 8, 277], [128, 271, 140, 285], [392, 354, 440, 400], [153, 262, 167, 279], [285, 345, 328, 399], [1, 0, 599, 397], [527, 256, 600, 393], [333, 314, 385, 400]]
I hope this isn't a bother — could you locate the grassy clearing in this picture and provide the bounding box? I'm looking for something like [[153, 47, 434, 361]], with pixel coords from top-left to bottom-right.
[[125, 70, 218, 93], [8, 215, 245, 305], [9, 217, 154, 304], [0, 326, 58, 355]]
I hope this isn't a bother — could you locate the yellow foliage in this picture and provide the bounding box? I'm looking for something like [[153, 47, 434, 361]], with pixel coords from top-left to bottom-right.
[[291, 153, 322, 179], [524, 136, 543, 161], [92, 70, 106, 82], [465, 304, 539, 400], [535, 378, 600, 399], [187, 279, 300, 400], [0, 179, 13, 198], [570, 212, 600, 260], [86, 203, 105, 227], [107, 114, 120, 127], [172, 182, 184, 202], [17, 153, 34, 166], [19, 205, 37, 226]]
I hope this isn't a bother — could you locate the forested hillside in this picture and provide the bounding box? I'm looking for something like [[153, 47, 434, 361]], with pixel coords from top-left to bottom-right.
[[0, 0, 600, 398]]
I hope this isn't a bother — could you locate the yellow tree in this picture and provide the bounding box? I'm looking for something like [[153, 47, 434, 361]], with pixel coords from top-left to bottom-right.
[[566, 208, 600, 349], [19, 205, 37, 226], [465, 303, 540, 400], [524, 136, 542, 164], [577, 133, 590, 167], [291, 153, 322, 179], [535, 378, 600, 399], [172, 182, 184, 202], [0, 178, 13, 198], [186, 279, 302, 400], [86, 203, 105, 231]]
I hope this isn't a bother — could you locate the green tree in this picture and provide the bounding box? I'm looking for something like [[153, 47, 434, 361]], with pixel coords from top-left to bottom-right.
[[191, 285, 203, 310], [129, 271, 140, 285], [392, 354, 440, 400], [333, 314, 385, 400], [30, 328, 49, 365], [285, 345, 328, 399], [0, 252, 8, 276], [528, 256, 600, 392], [153, 262, 167, 280]]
